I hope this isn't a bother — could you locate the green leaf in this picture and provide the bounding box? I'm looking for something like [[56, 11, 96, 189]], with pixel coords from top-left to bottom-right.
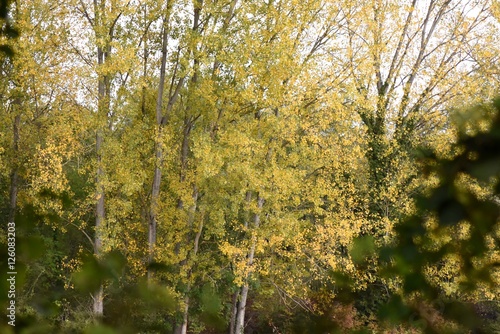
[[350, 235, 376, 264]]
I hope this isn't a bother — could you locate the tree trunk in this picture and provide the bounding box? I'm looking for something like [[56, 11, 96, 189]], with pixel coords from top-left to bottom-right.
[[93, 0, 108, 314], [94, 128, 105, 317], [92, 284, 104, 316], [173, 188, 199, 334], [234, 284, 249, 334], [141, 4, 148, 116], [174, 295, 189, 334], [229, 291, 238, 334], [233, 195, 264, 334], [93, 40, 106, 316], [172, 0, 201, 319], [148, 18, 169, 281]]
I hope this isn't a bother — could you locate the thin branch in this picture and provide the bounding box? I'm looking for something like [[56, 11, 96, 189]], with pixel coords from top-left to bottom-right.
[[78, 0, 94, 26]]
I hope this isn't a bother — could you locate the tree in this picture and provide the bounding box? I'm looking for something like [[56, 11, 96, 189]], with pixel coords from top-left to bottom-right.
[[0, 1, 95, 331], [305, 0, 500, 322], [71, 0, 141, 317]]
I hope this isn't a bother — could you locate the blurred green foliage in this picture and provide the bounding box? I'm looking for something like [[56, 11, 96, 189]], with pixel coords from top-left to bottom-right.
[[0, 0, 18, 57], [376, 98, 500, 333]]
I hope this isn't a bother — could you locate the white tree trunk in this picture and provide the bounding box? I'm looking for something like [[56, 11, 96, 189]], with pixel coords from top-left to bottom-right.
[[233, 195, 264, 334]]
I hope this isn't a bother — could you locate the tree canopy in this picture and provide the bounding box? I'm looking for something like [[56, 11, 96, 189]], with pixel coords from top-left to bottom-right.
[[1, 0, 499, 333]]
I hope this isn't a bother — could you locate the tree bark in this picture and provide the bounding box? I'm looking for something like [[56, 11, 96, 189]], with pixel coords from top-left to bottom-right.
[[93, 46, 106, 319], [147, 14, 170, 281], [93, 0, 108, 316], [229, 290, 238, 334], [233, 195, 264, 334]]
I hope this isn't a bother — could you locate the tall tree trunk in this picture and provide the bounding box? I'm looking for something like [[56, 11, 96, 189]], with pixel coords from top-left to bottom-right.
[[173, 2, 203, 330], [148, 18, 169, 280], [93, 0, 108, 315], [93, 40, 106, 317], [172, 91, 198, 334], [93, 129, 105, 316], [172, 120, 196, 334], [233, 195, 264, 334], [141, 4, 149, 117]]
